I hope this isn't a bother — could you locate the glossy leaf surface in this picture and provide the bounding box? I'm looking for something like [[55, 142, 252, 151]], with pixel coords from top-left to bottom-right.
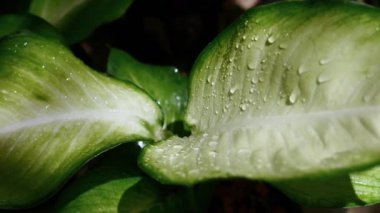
[[0, 33, 162, 208], [141, 1, 380, 186], [108, 49, 188, 126]]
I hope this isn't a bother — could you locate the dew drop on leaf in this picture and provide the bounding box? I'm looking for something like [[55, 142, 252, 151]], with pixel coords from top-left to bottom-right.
[[317, 73, 330, 84], [267, 34, 276, 44], [228, 87, 238, 95], [240, 104, 247, 111], [289, 92, 298, 104], [206, 75, 212, 84], [319, 58, 331, 65], [279, 44, 287, 49], [297, 65, 306, 75]]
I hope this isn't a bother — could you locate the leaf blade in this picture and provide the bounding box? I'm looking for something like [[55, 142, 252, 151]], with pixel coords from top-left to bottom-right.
[[140, 1, 380, 186], [274, 166, 380, 207], [0, 33, 162, 208], [29, 0, 133, 44], [107, 49, 188, 127]]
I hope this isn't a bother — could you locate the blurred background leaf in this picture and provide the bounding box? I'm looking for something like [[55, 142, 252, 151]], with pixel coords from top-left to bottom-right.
[[0, 14, 64, 43], [29, 0, 134, 44]]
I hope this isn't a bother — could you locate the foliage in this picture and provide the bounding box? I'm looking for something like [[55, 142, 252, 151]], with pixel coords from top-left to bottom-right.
[[0, 0, 380, 212]]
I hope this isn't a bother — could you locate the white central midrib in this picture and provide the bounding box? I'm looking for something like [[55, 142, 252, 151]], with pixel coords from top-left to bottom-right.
[[208, 105, 380, 133], [0, 109, 137, 134]]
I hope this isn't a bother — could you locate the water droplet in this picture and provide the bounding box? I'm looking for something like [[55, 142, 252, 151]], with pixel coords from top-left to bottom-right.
[[242, 35, 246, 40], [263, 95, 268, 102], [254, 36, 259, 41], [229, 58, 233, 62], [228, 87, 238, 95], [267, 34, 276, 44], [239, 104, 247, 111], [206, 75, 212, 84], [23, 42, 28, 47], [289, 92, 298, 104], [45, 105, 50, 110], [258, 77, 264, 82], [297, 65, 306, 74], [249, 88, 255, 94], [244, 20, 249, 26], [247, 62, 255, 70], [261, 59, 266, 64], [319, 58, 331, 65], [251, 77, 258, 84], [134, 141, 145, 148], [279, 44, 287, 49], [41, 65, 46, 69], [317, 73, 330, 84], [66, 77, 71, 81]]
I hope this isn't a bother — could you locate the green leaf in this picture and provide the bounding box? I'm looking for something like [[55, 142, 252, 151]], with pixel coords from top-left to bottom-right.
[[274, 166, 380, 207], [107, 49, 188, 127], [0, 33, 162, 208], [29, 0, 133, 44], [56, 143, 209, 213], [140, 1, 380, 186], [0, 13, 64, 43]]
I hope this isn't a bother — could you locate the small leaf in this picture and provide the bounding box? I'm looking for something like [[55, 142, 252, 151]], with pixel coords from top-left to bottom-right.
[[274, 166, 380, 207], [0, 33, 162, 208], [107, 49, 188, 127], [56, 144, 208, 213], [0, 13, 64, 43], [140, 1, 380, 188], [29, 0, 133, 44]]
